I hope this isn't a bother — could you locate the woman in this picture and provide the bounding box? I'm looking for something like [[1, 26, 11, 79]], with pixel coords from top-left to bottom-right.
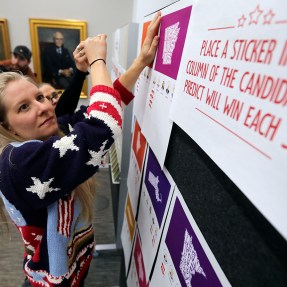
[[0, 12, 161, 287]]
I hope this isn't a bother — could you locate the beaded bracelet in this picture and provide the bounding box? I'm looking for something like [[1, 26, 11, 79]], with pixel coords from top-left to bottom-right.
[[89, 58, 106, 67]]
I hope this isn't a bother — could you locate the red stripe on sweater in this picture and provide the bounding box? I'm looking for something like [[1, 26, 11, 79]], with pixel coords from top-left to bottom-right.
[[89, 85, 121, 106], [57, 199, 63, 234], [87, 101, 122, 128], [69, 197, 74, 237], [57, 195, 74, 237]]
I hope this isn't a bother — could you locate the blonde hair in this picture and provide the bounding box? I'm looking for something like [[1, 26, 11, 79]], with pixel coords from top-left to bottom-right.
[[0, 72, 95, 222]]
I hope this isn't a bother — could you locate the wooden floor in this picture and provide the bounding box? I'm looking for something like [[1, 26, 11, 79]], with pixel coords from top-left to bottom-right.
[[0, 167, 121, 287]]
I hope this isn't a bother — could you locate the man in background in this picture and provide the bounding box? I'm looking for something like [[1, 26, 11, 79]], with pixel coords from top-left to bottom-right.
[[0, 45, 37, 82], [43, 31, 75, 89]]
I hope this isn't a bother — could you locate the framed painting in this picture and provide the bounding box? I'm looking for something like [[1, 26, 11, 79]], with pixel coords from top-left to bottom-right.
[[0, 18, 11, 61], [29, 18, 88, 97]]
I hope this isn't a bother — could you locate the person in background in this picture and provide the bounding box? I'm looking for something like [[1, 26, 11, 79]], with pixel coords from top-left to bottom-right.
[[0, 12, 161, 287], [0, 45, 37, 82], [43, 31, 76, 89], [38, 82, 63, 107]]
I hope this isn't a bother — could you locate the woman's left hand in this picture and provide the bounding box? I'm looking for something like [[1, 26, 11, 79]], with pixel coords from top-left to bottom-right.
[[73, 41, 89, 72]]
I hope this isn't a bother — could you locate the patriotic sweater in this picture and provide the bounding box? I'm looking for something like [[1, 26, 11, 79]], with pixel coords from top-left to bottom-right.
[[0, 80, 134, 287]]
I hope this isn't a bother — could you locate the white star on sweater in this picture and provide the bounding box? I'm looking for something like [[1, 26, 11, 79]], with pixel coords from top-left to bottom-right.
[[86, 140, 108, 167], [53, 134, 79, 158], [26, 177, 60, 199], [68, 124, 74, 133]]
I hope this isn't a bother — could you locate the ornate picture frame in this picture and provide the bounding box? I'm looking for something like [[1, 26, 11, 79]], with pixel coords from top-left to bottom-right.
[[29, 18, 88, 97], [0, 18, 11, 60]]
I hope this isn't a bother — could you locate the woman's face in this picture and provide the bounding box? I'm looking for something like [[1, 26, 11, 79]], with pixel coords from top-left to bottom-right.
[[3, 79, 58, 141]]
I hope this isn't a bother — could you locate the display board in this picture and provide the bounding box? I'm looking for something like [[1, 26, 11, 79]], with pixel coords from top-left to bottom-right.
[[165, 123, 287, 287], [116, 0, 287, 286]]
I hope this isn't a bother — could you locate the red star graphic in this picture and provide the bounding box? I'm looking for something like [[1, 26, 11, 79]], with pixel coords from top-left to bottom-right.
[[249, 5, 263, 25], [263, 9, 275, 25], [238, 14, 247, 27]]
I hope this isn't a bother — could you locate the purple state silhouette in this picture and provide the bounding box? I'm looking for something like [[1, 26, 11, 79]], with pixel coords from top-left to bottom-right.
[[144, 148, 171, 227], [154, 6, 192, 80], [165, 197, 223, 287]]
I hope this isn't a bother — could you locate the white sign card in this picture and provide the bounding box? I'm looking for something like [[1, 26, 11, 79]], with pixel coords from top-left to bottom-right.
[[111, 58, 126, 82], [141, 1, 194, 167], [112, 25, 131, 70], [170, 0, 287, 239], [149, 187, 231, 287], [137, 146, 175, 278], [134, 66, 153, 127], [127, 228, 149, 287], [127, 118, 148, 209]]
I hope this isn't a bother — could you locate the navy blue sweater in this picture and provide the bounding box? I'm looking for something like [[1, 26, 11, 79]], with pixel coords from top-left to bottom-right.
[[0, 81, 133, 286]]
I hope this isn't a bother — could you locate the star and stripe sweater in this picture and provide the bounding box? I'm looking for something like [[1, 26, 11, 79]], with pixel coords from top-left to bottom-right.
[[0, 79, 134, 286]]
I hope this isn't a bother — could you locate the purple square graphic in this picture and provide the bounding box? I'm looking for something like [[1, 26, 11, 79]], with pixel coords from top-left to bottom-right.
[[144, 148, 171, 227], [154, 6, 192, 80], [165, 198, 223, 287]]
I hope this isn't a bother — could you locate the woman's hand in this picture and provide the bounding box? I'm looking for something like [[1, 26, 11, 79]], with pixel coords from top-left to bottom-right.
[[136, 11, 161, 69], [117, 12, 162, 91], [82, 35, 112, 87], [73, 41, 89, 72]]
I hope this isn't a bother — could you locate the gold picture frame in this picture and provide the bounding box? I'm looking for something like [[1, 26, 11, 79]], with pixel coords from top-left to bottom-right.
[[29, 18, 88, 98], [0, 18, 11, 60]]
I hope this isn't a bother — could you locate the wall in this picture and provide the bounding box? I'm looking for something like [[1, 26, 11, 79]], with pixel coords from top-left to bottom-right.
[[132, 0, 179, 22]]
